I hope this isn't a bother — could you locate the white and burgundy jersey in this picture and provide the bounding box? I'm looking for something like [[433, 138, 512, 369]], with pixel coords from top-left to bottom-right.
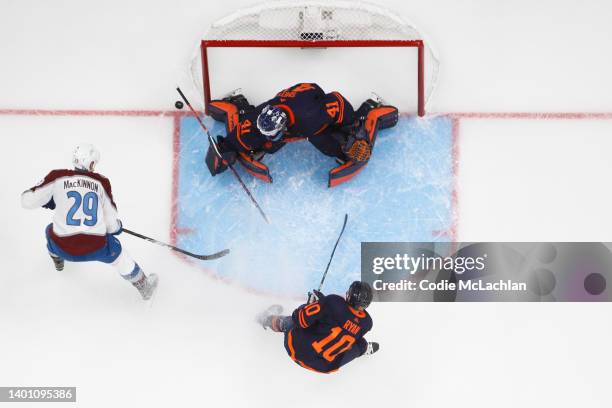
[[21, 169, 121, 256]]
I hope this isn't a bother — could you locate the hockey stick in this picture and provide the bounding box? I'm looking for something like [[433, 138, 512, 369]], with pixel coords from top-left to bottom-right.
[[176, 87, 270, 224], [308, 213, 349, 303], [123, 228, 230, 261]]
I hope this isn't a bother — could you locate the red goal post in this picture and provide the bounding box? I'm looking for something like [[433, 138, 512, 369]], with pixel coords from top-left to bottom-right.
[[192, 1, 439, 117]]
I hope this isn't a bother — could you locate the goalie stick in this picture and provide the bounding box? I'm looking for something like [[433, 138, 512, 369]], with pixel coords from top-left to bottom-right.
[[308, 213, 349, 303], [123, 228, 230, 261], [176, 87, 270, 224]]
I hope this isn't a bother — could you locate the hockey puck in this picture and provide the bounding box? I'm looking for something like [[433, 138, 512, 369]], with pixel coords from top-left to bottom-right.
[[175, 101, 184, 109]]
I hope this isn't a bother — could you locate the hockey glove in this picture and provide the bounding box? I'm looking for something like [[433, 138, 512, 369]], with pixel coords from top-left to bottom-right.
[[307, 289, 324, 304], [42, 197, 56, 210], [343, 128, 372, 162]]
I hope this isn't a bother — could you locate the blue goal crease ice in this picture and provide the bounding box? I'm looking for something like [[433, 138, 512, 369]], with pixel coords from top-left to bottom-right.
[[175, 115, 454, 296]]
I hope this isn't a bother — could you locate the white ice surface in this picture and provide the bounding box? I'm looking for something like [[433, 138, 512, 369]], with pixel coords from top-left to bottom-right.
[[1, 1, 612, 407], [458, 119, 612, 241]]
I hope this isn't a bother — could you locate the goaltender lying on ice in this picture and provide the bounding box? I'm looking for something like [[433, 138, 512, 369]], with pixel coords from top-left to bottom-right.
[[205, 82, 399, 187]]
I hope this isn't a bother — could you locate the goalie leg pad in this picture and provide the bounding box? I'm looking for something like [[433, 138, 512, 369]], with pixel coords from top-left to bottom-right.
[[208, 101, 240, 133], [237, 152, 273, 183], [366, 106, 399, 131], [224, 94, 254, 115], [328, 160, 369, 188], [355, 98, 380, 120]]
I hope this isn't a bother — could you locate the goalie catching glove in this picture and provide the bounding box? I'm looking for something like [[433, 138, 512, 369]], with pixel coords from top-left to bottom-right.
[[343, 127, 372, 162]]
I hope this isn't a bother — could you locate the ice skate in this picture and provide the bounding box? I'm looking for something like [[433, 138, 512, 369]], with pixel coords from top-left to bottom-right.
[[370, 91, 386, 106], [356, 96, 383, 122], [220, 88, 254, 116], [221, 88, 243, 100], [256, 304, 283, 329], [364, 342, 379, 356], [132, 273, 159, 300], [50, 254, 64, 271]]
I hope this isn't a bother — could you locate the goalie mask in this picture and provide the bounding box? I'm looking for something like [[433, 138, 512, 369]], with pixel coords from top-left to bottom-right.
[[256, 105, 287, 141]]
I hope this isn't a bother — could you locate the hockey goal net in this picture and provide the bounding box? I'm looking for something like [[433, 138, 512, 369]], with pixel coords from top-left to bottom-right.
[[190, 0, 439, 116]]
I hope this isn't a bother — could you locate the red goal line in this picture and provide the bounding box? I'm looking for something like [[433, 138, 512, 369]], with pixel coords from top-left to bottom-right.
[[1, 109, 612, 120]]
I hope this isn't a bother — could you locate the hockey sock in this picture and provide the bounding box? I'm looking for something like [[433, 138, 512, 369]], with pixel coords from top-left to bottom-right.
[[123, 264, 144, 283], [112, 250, 143, 282]]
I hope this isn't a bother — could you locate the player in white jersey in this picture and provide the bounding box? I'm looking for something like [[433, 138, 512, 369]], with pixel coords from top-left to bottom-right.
[[21, 144, 158, 300]]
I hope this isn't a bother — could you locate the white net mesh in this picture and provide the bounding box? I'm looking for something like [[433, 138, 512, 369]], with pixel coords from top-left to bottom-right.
[[207, 0, 422, 41], [190, 0, 439, 114]]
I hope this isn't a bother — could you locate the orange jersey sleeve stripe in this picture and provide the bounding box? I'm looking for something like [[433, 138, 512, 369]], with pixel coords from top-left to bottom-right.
[[332, 92, 345, 124], [299, 310, 308, 328]]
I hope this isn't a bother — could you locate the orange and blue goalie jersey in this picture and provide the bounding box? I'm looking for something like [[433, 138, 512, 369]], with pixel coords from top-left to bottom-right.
[[284, 294, 373, 373], [211, 83, 357, 155], [264, 83, 356, 139]]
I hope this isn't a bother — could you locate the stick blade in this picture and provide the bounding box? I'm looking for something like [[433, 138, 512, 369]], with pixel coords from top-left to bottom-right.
[[193, 248, 230, 260]]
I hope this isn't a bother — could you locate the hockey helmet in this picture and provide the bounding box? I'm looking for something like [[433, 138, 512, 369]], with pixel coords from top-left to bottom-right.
[[346, 281, 373, 309], [256, 105, 287, 141], [73, 143, 100, 171]]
